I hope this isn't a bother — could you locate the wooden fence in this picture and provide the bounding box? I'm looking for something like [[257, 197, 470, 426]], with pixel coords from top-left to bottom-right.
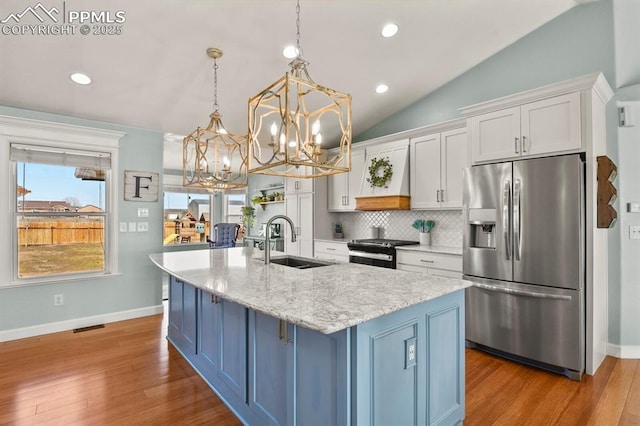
[[18, 220, 104, 246]]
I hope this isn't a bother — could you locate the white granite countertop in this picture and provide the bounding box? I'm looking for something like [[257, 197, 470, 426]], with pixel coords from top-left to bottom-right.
[[396, 245, 463, 256], [150, 247, 471, 335]]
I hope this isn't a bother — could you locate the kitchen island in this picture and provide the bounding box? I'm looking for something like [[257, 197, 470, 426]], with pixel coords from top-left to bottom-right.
[[150, 247, 471, 425]]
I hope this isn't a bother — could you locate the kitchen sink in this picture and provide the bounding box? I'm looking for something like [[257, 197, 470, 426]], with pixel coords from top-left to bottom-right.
[[269, 255, 334, 270]]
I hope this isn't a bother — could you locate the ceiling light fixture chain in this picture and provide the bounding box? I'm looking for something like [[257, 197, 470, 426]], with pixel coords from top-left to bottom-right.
[[295, 0, 302, 57], [212, 54, 219, 112]]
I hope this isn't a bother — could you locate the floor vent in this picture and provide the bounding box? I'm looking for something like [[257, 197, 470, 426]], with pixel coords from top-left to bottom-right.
[[73, 324, 105, 333]]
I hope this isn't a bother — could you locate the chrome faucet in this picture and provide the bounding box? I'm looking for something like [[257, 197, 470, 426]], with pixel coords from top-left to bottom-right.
[[264, 215, 297, 264]]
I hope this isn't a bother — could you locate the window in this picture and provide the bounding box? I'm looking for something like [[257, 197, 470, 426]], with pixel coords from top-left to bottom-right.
[[12, 144, 111, 280], [161, 189, 247, 245], [225, 193, 245, 223], [163, 191, 211, 244], [1, 116, 122, 287]]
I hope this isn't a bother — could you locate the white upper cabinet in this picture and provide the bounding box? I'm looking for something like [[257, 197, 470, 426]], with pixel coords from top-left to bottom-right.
[[328, 148, 366, 212], [469, 92, 581, 164], [285, 175, 314, 194], [410, 126, 467, 209]]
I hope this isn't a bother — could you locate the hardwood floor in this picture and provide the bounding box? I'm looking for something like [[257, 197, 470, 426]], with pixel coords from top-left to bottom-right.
[[1, 307, 638, 425]]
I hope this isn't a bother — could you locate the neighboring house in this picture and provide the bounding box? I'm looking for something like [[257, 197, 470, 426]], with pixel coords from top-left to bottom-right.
[[17, 200, 72, 212], [188, 199, 209, 221], [76, 205, 103, 213]]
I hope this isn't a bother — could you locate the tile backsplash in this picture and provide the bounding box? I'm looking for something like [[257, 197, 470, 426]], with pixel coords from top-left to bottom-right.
[[336, 210, 463, 247]]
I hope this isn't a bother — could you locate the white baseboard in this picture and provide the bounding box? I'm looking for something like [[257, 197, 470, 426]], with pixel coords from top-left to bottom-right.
[[0, 305, 164, 343], [607, 343, 640, 359]]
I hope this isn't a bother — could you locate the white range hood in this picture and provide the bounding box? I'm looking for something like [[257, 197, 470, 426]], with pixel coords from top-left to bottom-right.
[[356, 138, 410, 210]]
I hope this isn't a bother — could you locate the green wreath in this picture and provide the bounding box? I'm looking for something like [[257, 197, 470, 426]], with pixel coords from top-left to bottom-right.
[[366, 157, 393, 188]]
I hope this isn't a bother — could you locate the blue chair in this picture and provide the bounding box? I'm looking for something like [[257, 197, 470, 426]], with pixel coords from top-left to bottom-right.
[[208, 223, 241, 249]]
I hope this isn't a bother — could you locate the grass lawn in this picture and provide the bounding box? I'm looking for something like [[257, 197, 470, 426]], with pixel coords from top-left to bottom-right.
[[18, 243, 105, 278]]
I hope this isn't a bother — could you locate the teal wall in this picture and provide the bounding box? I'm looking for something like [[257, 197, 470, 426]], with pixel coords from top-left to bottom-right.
[[0, 105, 164, 332]]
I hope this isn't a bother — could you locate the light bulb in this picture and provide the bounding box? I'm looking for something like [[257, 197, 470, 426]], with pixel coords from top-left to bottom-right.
[[315, 133, 322, 145], [288, 141, 297, 148], [270, 122, 278, 137], [223, 156, 230, 167], [312, 120, 321, 135]]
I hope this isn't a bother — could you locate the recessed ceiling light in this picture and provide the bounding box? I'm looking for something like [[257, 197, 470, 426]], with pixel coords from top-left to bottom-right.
[[282, 45, 299, 59], [376, 84, 389, 94], [381, 23, 398, 38], [70, 72, 91, 85]]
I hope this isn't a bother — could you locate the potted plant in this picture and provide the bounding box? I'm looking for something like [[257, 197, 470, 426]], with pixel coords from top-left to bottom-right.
[[242, 206, 255, 229], [412, 219, 435, 245], [251, 195, 266, 205], [274, 192, 283, 201]]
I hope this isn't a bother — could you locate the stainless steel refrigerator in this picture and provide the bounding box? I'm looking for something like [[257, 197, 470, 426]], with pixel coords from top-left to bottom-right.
[[463, 154, 585, 380]]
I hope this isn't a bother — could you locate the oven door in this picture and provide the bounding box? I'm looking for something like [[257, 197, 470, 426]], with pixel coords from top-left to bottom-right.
[[348, 250, 394, 269]]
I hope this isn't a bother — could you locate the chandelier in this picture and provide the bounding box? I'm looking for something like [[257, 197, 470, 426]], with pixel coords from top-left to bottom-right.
[[247, 0, 352, 178], [183, 48, 247, 190]]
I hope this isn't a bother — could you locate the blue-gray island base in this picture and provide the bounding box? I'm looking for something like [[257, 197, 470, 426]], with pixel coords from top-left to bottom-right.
[[150, 247, 469, 425]]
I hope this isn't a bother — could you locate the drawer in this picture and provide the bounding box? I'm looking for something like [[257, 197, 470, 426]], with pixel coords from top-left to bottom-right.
[[314, 241, 349, 256], [315, 252, 349, 263], [397, 251, 462, 272]]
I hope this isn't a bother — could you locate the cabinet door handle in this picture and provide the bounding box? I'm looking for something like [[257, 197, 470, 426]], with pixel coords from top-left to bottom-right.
[[278, 319, 292, 344], [441, 189, 445, 202], [420, 259, 435, 263], [522, 136, 527, 153], [515, 137, 519, 154], [211, 294, 220, 304], [436, 190, 440, 202], [327, 247, 336, 251]]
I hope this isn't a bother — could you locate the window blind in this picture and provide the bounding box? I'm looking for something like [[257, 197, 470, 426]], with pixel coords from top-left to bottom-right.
[[10, 144, 111, 169]]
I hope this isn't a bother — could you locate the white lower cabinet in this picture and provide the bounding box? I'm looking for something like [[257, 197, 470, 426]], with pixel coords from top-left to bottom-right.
[[396, 250, 462, 279], [314, 240, 349, 263]]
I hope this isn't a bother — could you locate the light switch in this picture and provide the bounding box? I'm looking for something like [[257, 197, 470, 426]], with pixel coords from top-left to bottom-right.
[[137, 222, 148, 232], [119, 222, 127, 232], [138, 208, 149, 218], [630, 226, 640, 240], [628, 203, 640, 213], [128, 222, 137, 232]]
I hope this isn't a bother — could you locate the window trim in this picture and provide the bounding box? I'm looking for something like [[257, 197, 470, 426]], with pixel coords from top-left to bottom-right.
[[0, 115, 124, 287]]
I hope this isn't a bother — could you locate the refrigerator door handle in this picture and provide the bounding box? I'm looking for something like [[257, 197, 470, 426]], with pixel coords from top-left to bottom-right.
[[503, 179, 511, 260], [513, 179, 522, 261], [473, 282, 573, 301]]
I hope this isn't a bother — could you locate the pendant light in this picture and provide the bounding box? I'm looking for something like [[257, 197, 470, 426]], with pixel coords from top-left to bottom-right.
[[247, 0, 352, 178], [183, 48, 247, 190]]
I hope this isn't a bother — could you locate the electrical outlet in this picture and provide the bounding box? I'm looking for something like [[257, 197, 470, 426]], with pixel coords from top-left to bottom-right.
[[54, 294, 64, 306], [137, 208, 149, 218], [630, 225, 640, 240], [119, 222, 128, 232], [137, 221, 148, 232], [405, 337, 416, 369], [128, 222, 137, 232]]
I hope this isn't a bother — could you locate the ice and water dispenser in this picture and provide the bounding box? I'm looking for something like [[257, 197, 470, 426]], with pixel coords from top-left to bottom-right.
[[467, 208, 497, 249]]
